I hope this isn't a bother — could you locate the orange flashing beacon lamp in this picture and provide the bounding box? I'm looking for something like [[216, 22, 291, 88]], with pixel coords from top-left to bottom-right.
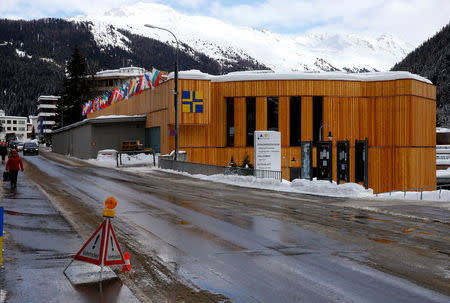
[[103, 196, 117, 218]]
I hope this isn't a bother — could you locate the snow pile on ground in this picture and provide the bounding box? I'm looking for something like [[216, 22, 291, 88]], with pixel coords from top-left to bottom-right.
[[194, 173, 374, 198], [86, 150, 155, 167], [85, 153, 450, 202], [437, 167, 450, 178]]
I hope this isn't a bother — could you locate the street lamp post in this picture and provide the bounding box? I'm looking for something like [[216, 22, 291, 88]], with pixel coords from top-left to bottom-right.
[[319, 124, 333, 141], [145, 24, 179, 160], [283, 153, 296, 181]]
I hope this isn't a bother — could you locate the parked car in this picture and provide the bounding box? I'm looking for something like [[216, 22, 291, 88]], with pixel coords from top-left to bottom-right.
[[23, 142, 39, 156], [17, 142, 25, 152]]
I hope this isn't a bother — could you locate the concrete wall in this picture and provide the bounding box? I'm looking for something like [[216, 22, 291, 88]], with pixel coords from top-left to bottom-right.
[[52, 120, 145, 159], [91, 121, 145, 155], [52, 124, 92, 159]]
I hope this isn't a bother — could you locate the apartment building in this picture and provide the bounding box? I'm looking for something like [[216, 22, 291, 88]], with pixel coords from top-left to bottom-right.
[[0, 110, 28, 141], [37, 95, 60, 141]]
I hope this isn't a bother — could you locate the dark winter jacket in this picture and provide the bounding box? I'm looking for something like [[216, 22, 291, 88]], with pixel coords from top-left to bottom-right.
[[0, 146, 7, 156], [6, 153, 23, 171]]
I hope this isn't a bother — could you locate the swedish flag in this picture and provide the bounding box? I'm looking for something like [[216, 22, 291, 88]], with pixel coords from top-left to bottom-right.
[[182, 91, 203, 113]]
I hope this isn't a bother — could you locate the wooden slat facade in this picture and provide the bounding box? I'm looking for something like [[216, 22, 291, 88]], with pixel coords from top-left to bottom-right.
[[88, 76, 436, 193]]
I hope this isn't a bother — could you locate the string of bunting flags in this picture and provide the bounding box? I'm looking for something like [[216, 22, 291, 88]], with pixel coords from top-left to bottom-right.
[[82, 68, 166, 117]]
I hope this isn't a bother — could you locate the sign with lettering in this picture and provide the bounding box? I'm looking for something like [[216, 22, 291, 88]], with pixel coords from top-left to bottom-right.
[[74, 221, 106, 265], [74, 219, 124, 266], [254, 131, 281, 171], [103, 222, 125, 265]]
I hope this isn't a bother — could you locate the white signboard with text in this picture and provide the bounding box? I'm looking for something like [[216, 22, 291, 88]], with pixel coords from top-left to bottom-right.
[[254, 131, 281, 171]]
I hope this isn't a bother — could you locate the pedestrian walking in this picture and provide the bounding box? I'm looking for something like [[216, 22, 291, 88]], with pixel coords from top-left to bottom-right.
[[6, 149, 23, 189], [0, 141, 7, 164]]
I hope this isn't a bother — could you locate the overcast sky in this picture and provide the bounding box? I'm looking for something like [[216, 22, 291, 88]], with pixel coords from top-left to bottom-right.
[[1, 0, 449, 46]]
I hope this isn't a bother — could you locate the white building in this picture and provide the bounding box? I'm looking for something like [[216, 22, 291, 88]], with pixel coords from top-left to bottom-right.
[[0, 110, 28, 141], [28, 115, 38, 139], [37, 95, 60, 140]]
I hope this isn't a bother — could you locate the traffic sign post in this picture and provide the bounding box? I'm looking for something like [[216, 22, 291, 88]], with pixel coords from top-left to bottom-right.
[[64, 197, 126, 290]]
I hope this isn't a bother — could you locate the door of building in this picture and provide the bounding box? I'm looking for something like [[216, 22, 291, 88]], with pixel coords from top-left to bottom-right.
[[337, 141, 350, 184], [145, 127, 160, 153], [355, 138, 368, 189], [317, 141, 332, 182], [300, 141, 312, 180]]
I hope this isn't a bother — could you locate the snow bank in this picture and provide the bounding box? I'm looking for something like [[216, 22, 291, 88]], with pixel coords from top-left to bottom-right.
[[83, 154, 450, 203], [86, 150, 155, 167]]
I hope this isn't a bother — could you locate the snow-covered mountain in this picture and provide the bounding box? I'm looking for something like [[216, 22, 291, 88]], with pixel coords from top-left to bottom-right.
[[71, 2, 412, 73]]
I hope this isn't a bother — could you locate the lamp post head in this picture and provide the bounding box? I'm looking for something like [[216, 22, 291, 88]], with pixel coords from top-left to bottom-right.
[[292, 156, 296, 163], [327, 131, 333, 141], [144, 24, 156, 29]]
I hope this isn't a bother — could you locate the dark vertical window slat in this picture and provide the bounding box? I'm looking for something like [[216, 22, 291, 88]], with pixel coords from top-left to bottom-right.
[[246, 97, 256, 146], [226, 97, 234, 146], [290, 96, 301, 146], [313, 96, 323, 145], [267, 97, 279, 131]]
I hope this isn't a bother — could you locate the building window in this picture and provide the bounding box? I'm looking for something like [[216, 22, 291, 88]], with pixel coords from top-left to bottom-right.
[[7, 120, 11, 124], [13, 120, 17, 124], [267, 97, 279, 131], [290, 96, 301, 146], [19, 127, 25, 131], [7, 127, 10, 131], [313, 96, 323, 145], [1, 120, 4, 123], [246, 97, 256, 147], [226, 97, 234, 147], [13, 127, 16, 131], [19, 121, 25, 124]]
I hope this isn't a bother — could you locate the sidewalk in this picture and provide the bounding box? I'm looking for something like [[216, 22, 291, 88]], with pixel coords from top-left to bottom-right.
[[0, 165, 139, 302]]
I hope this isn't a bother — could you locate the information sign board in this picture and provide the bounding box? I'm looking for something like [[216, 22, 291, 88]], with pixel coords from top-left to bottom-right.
[[254, 131, 281, 171]]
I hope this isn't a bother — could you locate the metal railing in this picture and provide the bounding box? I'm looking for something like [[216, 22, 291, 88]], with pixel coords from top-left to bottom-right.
[[375, 183, 450, 200], [158, 159, 282, 181]]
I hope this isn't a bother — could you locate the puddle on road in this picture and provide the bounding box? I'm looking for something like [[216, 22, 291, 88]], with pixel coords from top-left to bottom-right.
[[74, 278, 125, 303]]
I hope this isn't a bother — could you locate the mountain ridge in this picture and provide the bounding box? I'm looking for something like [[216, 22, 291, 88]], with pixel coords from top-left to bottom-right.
[[71, 1, 413, 73]]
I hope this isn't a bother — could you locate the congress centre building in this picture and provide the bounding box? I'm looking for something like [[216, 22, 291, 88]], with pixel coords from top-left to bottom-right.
[[81, 70, 436, 194]]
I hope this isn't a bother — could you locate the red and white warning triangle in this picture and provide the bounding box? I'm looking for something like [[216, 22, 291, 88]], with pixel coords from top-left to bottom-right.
[[104, 222, 124, 265], [74, 221, 106, 266]]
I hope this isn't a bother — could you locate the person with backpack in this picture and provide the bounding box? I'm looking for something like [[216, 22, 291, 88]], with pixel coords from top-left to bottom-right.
[[6, 149, 23, 189]]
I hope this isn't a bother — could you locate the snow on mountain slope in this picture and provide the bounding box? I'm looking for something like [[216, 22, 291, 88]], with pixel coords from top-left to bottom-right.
[[70, 2, 413, 72]]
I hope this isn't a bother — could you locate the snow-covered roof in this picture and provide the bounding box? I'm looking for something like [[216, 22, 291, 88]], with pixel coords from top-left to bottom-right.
[[52, 115, 146, 133], [94, 66, 148, 78], [38, 95, 61, 101], [437, 127, 450, 133], [168, 70, 432, 84]]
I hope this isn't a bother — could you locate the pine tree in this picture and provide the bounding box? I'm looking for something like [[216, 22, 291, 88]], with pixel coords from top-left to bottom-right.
[[60, 45, 94, 126], [31, 126, 36, 139]]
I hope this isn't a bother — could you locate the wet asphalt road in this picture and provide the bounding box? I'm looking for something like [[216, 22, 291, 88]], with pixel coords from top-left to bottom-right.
[[0, 157, 140, 302], [10, 152, 450, 302]]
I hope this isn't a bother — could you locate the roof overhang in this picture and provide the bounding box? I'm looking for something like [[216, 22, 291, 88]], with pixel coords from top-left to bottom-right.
[[52, 115, 146, 134]]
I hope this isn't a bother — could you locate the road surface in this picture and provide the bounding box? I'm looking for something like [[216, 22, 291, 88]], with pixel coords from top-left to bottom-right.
[[18, 151, 450, 302]]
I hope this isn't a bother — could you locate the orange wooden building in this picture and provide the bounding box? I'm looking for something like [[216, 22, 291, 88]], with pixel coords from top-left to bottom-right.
[[87, 70, 436, 193]]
